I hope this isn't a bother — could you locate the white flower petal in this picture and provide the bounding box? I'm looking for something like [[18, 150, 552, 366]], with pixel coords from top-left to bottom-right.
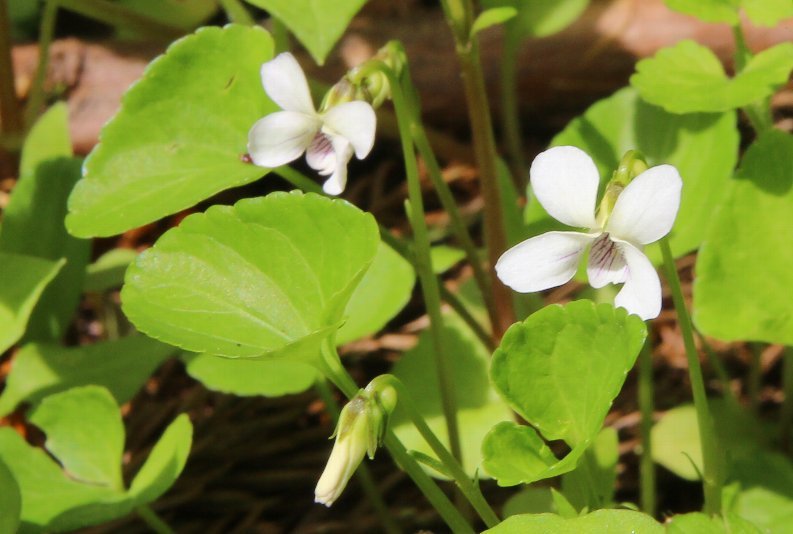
[[321, 139, 354, 196], [606, 164, 682, 245], [587, 234, 628, 288], [614, 241, 662, 321], [261, 52, 316, 115], [247, 111, 319, 168], [306, 133, 337, 176], [530, 146, 600, 229], [322, 101, 377, 159], [496, 231, 598, 293]]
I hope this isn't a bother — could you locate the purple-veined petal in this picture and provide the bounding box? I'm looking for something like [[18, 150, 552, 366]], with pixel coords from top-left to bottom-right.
[[530, 146, 600, 229], [321, 139, 354, 196], [261, 53, 316, 115], [495, 231, 598, 293], [587, 233, 628, 288], [606, 164, 682, 245], [306, 133, 337, 176], [247, 111, 319, 168], [322, 101, 377, 159], [613, 241, 662, 321]]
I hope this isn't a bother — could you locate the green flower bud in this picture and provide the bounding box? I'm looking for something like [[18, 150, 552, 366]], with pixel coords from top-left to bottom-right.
[[596, 150, 649, 228]]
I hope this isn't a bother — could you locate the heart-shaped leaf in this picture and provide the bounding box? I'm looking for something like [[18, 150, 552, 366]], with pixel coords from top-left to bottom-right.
[[0, 104, 89, 341], [694, 130, 793, 345], [66, 25, 277, 237], [243, 0, 366, 65], [122, 191, 379, 364], [484, 509, 663, 534], [533, 87, 738, 264], [631, 40, 793, 114]]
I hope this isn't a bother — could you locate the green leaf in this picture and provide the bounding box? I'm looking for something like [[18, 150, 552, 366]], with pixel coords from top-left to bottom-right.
[[666, 512, 763, 534], [631, 40, 793, 114], [0, 253, 65, 354], [484, 509, 664, 533], [502, 487, 554, 518], [129, 413, 193, 504], [0, 460, 21, 534], [481, 421, 586, 486], [550, 488, 578, 519], [337, 242, 415, 345], [742, 0, 793, 26], [390, 312, 512, 478], [182, 353, 317, 396], [0, 104, 89, 341], [491, 301, 646, 446], [0, 336, 176, 417], [470, 7, 517, 36], [651, 401, 773, 481], [537, 87, 738, 264], [482, 0, 589, 39], [561, 427, 618, 510], [66, 25, 277, 237], [115, 0, 218, 30], [663, 0, 739, 24], [84, 248, 139, 292], [731, 452, 793, 532], [243, 0, 366, 65], [122, 191, 379, 363], [430, 245, 465, 274], [694, 130, 793, 345], [29, 387, 125, 491]]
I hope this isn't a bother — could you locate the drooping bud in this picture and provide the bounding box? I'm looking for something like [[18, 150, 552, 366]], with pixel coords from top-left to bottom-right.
[[361, 41, 407, 108], [314, 380, 397, 507], [596, 150, 649, 228]]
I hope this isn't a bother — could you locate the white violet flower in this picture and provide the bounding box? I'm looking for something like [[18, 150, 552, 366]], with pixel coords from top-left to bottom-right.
[[247, 52, 377, 195], [496, 146, 682, 320]]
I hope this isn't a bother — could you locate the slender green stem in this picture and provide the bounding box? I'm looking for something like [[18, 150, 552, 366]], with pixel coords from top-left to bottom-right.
[[412, 121, 496, 329], [273, 165, 494, 350], [499, 24, 526, 190], [748, 344, 763, 412], [136, 504, 175, 534], [271, 17, 290, 54], [314, 379, 402, 534], [370, 375, 500, 528], [660, 238, 722, 514], [382, 66, 465, 472], [779, 348, 793, 447], [218, 0, 254, 25], [696, 331, 740, 409], [638, 336, 656, 517], [24, 0, 58, 128], [54, 0, 183, 39], [440, 0, 516, 338], [732, 24, 773, 134], [0, 0, 22, 136], [319, 345, 475, 534]]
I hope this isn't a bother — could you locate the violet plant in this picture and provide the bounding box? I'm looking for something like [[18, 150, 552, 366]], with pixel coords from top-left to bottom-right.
[[1, 0, 793, 532]]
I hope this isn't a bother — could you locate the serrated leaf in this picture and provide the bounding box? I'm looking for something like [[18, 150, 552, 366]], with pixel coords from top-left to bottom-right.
[[182, 353, 317, 396], [0, 104, 89, 341], [0, 460, 21, 534], [484, 509, 663, 534], [29, 387, 125, 491], [83, 248, 139, 292], [532, 87, 738, 264], [66, 25, 277, 237], [129, 414, 192, 504], [337, 242, 415, 345], [243, 0, 366, 65], [694, 130, 793, 345], [391, 312, 512, 478], [664, 0, 739, 24], [631, 40, 793, 114], [742, 0, 793, 26], [0, 336, 176, 417], [0, 253, 65, 354], [482, 0, 589, 39], [471, 7, 517, 36], [122, 191, 379, 363], [491, 300, 646, 447]]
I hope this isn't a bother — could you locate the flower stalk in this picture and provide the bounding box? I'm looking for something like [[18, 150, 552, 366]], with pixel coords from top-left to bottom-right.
[[0, 0, 22, 137], [660, 238, 723, 515], [638, 336, 656, 517]]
